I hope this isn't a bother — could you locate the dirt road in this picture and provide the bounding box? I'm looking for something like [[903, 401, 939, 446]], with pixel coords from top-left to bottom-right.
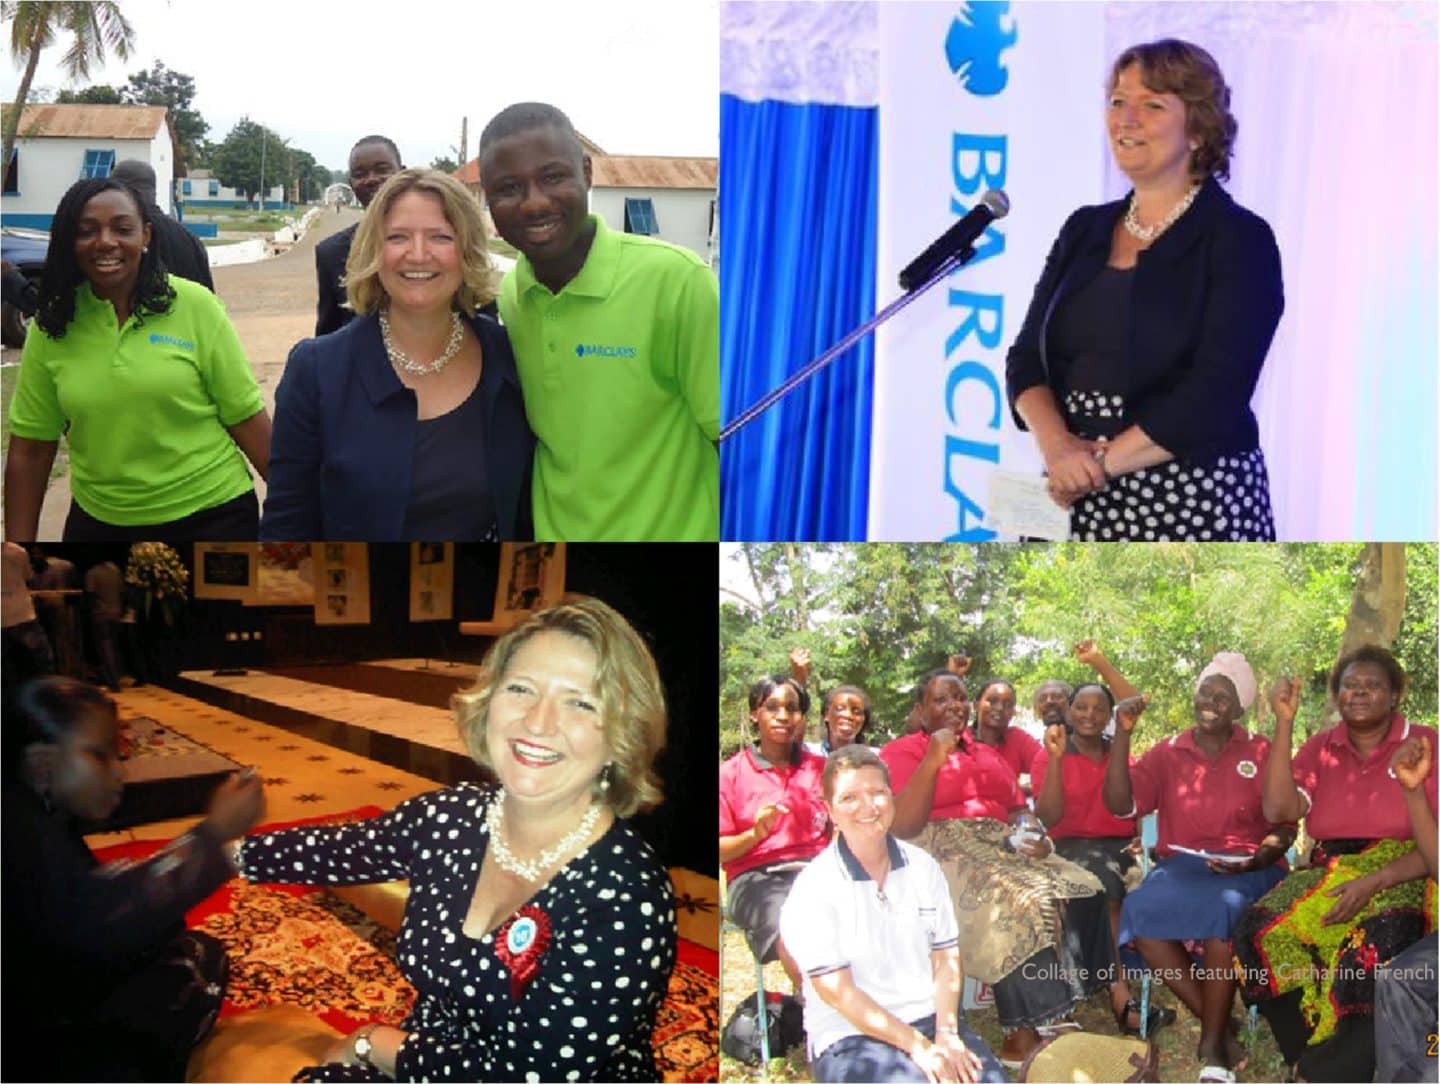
[[22, 207, 358, 539]]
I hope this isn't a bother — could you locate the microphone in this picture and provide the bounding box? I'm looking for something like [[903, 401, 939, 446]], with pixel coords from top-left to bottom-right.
[[897, 189, 1010, 292]]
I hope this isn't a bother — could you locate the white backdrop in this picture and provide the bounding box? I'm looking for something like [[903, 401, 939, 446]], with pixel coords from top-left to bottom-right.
[[867, 1, 1437, 541], [872, 2, 1104, 540]]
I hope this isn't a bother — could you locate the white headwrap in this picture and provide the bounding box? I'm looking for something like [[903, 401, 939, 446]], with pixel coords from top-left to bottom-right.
[[1197, 651, 1257, 711]]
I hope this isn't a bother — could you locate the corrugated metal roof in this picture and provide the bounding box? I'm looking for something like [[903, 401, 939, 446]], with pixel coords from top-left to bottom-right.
[[3, 103, 169, 140], [590, 156, 717, 189]]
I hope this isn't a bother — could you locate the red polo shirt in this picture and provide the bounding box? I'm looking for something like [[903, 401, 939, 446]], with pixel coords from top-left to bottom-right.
[[1030, 744, 1137, 839], [719, 746, 830, 880], [988, 726, 1044, 780], [1129, 726, 1278, 858], [881, 730, 1024, 823], [1293, 715, 1439, 842]]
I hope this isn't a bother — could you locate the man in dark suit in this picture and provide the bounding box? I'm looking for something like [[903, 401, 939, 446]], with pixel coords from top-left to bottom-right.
[[313, 135, 403, 336], [110, 159, 215, 291]]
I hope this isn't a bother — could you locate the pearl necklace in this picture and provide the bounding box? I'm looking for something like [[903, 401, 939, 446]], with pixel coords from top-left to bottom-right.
[[1123, 183, 1201, 242], [485, 788, 602, 882], [379, 307, 464, 376]]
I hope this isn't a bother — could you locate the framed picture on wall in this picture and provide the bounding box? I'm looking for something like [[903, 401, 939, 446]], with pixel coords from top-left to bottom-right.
[[495, 543, 566, 622]]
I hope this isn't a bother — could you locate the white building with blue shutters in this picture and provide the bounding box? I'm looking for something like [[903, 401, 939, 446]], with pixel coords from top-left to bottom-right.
[[1, 103, 178, 229]]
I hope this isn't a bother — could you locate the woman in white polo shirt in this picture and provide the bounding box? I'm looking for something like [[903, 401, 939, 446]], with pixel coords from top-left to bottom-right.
[[780, 746, 1006, 1083]]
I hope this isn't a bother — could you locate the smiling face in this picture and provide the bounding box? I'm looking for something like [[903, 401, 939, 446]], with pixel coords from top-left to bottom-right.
[[47, 708, 124, 822], [480, 124, 594, 286], [1033, 681, 1071, 727], [1068, 687, 1112, 739], [1336, 660, 1398, 731], [751, 682, 803, 752], [823, 691, 867, 748], [922, 674, 970, 734], [976, 682, 1016, 737], [485, 630, 611, 812], [73, 188, 150, 301], [826, 764, 894, 848], [377, 190, 462, 318], [349, 140, 401, 209], [1192, 674, 1241, 736], [1107, 64, 1194, 188]]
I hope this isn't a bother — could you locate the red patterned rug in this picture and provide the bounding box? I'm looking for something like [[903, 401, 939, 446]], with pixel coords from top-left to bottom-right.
[[93, 807, 718, 1081]]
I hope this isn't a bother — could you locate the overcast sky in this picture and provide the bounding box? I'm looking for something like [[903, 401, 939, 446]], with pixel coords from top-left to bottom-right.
[[1, 0, 719, 170]]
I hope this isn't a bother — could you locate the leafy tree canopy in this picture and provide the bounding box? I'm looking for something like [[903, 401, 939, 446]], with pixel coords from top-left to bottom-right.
[[211, 116, 290, 200], [121, 60, 207, 168], [719, 543, 1437, 758], [430, 155, 459, 174], [56, 83, 121, 103]]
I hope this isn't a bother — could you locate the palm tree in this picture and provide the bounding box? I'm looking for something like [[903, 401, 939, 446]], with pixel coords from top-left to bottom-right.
[[1, 1, 136, 176]]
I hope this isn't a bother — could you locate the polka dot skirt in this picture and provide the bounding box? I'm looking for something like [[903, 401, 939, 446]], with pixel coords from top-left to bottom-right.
[[1065, 390, 1277, 541], [239, 782, 677, 1082]]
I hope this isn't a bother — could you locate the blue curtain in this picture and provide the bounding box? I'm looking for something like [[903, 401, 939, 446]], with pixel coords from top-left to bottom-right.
[[720, 94, 879, 541]]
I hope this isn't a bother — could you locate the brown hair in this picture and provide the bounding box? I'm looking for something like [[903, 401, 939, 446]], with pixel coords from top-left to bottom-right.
[[344, 168, 501, 316], [1110, 39, 1237, 180], [452, 594, 666, 817], [821, 744, 891, 803]]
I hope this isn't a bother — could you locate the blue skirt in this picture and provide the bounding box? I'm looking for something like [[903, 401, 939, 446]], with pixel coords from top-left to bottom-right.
[[1118, 854, 1285, 945]]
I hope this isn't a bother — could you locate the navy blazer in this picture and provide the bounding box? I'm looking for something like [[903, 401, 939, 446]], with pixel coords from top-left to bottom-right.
[[313, 223, 357, 338], [1005, 177, 1283, 462], [261, 312, 534, 540]]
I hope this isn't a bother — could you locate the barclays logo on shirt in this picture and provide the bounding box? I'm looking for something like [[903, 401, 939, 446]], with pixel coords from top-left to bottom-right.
[[574, 342, 638, 360], [149, 332, 196, 352]]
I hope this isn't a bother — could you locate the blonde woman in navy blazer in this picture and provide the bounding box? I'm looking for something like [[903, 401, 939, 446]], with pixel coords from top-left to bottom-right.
[[1006, 39, 1283, 541], [262, 169, 533, 541]]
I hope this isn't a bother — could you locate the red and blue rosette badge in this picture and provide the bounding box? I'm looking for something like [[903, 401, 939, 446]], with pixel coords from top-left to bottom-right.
[[495, 904, 553, 999]]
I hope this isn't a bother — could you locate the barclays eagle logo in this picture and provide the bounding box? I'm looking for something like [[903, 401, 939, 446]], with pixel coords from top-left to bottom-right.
[[945, 2, 1018, 97]]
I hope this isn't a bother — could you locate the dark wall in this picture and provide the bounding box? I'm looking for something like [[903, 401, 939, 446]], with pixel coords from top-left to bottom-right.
[[25, 543, 719, 874]]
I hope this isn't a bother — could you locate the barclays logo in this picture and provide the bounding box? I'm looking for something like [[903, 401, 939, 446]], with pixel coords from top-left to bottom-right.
[[148, 332, 195, 351], [945, 2, 1018, 97], [574, 343, 638, 359]]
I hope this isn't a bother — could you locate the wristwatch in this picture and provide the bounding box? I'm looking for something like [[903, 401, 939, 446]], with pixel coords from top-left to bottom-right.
[[352, 1024, 379, 1068]]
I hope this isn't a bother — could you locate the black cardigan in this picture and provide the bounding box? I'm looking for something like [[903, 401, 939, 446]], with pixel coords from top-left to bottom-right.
[[1005, 177, 1284, 462]]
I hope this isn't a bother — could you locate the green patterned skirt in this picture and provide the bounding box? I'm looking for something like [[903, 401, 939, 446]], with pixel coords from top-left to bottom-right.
[[1233, 839, 1437, 1047]]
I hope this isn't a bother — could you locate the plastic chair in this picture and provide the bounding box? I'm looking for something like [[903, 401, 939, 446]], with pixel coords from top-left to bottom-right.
[[1132, 813, 1258, 1039]]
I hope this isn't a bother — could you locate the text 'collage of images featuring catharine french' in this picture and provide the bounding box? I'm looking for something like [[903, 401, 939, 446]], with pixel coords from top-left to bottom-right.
[[1, 2, 1436, 1083]]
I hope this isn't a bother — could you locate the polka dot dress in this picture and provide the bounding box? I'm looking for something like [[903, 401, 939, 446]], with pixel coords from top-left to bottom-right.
[[1064, 390, 1277, 541], [238, 782, 677, 1082]]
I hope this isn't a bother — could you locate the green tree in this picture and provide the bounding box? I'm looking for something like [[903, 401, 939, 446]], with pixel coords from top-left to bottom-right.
[[211, 117, 290, 202], [56, 82, 121, 103], [121, 60, 207, 168], [430, 155, 459, 174], [718, 543, 1438, 761], [2, 0, 136, 170]]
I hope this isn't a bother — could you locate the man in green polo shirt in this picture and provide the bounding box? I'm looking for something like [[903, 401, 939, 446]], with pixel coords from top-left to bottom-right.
[[478, 102, 718, 541]]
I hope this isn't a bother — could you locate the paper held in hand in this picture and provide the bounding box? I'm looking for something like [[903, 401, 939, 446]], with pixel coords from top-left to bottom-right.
[[986, 471, 1071, 540]]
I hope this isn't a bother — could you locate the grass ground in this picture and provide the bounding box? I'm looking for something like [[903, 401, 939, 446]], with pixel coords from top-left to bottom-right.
[[718, 925, 1289, 1082], [0, 358, 69, 483]]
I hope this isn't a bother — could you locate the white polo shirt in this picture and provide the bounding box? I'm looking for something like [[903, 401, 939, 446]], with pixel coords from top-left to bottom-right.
[[779, 834, 959, 1059]]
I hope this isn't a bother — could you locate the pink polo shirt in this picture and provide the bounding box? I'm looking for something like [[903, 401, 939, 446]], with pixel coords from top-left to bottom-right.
[[719, 746, 830, 880], [1292, 715, 1438, 842], [1031, 745, 1137, 840], [881, 730, 1024, 823], [1130, 726, 1279, 858], [988, 726, 1044, 781]]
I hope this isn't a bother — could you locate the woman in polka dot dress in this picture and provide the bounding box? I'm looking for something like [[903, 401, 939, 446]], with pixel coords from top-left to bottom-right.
[[236, 596, 677, 1082], [1006, 40, 1283, 541]]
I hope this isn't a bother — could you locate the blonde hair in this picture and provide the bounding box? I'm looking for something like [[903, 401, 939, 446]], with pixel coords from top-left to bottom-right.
[[344, 168, 501, 316], [452, 594, 667, 817]]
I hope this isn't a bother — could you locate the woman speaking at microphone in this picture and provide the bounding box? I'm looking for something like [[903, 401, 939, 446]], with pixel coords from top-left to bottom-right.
[[1005, 39, 1284, 541]]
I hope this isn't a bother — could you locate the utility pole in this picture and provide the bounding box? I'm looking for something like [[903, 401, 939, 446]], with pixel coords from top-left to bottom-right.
[[258, 126, 267, 213], [459, 117, 468, 171]]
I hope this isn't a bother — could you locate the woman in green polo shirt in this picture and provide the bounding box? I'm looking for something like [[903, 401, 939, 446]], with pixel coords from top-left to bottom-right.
[[4, 177, 270, 541]]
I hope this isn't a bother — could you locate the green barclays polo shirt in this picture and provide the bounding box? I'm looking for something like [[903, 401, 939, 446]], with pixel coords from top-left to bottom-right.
[[7, 276, 264, 526], [498, 216, 719, 541]]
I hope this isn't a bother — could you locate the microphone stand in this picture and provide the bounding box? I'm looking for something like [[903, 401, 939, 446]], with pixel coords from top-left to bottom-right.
[[720, 244, 979, 442]]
